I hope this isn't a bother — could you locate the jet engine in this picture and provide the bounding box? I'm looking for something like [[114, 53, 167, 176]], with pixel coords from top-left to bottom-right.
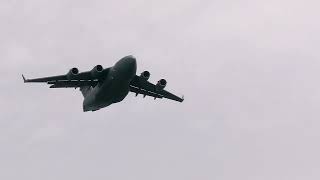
[[67, 67, 79, 80], [91, 65, 104, 78], [140, 71, 150, 81], [156, 79, 167, 91]]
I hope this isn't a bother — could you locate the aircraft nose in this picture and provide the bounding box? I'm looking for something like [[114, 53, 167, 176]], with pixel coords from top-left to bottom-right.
[[125, 55, 137, 69], [114, 55, 137, 80], [126, 55, 136, 64], [123, 55, 137, 75]]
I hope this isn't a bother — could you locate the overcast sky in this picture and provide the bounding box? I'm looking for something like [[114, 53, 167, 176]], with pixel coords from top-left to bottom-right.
[[1, 0, 320, 179]]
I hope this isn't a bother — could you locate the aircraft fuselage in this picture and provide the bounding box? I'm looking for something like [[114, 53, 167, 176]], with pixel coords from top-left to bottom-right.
[[83, 56, 137, 112]]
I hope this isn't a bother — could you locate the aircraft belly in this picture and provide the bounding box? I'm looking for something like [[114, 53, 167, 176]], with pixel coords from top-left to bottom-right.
[[100, 83, 129, 103], [83, 67, 133, 112], [83, 81, 130, 111]]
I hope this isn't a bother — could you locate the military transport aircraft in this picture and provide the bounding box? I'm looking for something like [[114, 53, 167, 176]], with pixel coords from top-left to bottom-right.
[[23, 55, 184, 112]]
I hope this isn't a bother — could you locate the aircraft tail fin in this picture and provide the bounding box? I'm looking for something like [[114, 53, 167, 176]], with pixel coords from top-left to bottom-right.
[[80, 86, 92, 97]]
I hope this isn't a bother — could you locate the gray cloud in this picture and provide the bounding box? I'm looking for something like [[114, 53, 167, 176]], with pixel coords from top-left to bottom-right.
[[1, 0, 320, 179]]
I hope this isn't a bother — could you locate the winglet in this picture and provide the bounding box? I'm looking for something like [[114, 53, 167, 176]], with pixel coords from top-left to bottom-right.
[[181, 95, 185, 102], [22, 74, 27, 82]]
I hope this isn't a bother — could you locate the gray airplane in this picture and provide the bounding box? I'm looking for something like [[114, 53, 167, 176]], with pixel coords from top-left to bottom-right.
[[23, 55, 184, 112]]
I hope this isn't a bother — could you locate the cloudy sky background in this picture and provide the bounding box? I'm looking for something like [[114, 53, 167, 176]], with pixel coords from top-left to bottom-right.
[[1, 0, 320, 179]]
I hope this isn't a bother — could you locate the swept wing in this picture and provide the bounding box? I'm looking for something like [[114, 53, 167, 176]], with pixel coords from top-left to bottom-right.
[[22, 68, 109, 88], [129, 75, 184, 102]]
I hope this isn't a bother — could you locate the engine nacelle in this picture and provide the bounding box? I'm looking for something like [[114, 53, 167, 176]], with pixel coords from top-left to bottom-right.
[[91, 65, 104, 78], [140, 71, 150, 81], [156, 79, 167, 91], [67, 67, 79, 80]]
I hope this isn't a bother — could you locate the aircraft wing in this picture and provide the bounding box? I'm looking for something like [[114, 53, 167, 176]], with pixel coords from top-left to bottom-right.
[[129, 75, 184, 102], [22, 68, 109, 88]]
